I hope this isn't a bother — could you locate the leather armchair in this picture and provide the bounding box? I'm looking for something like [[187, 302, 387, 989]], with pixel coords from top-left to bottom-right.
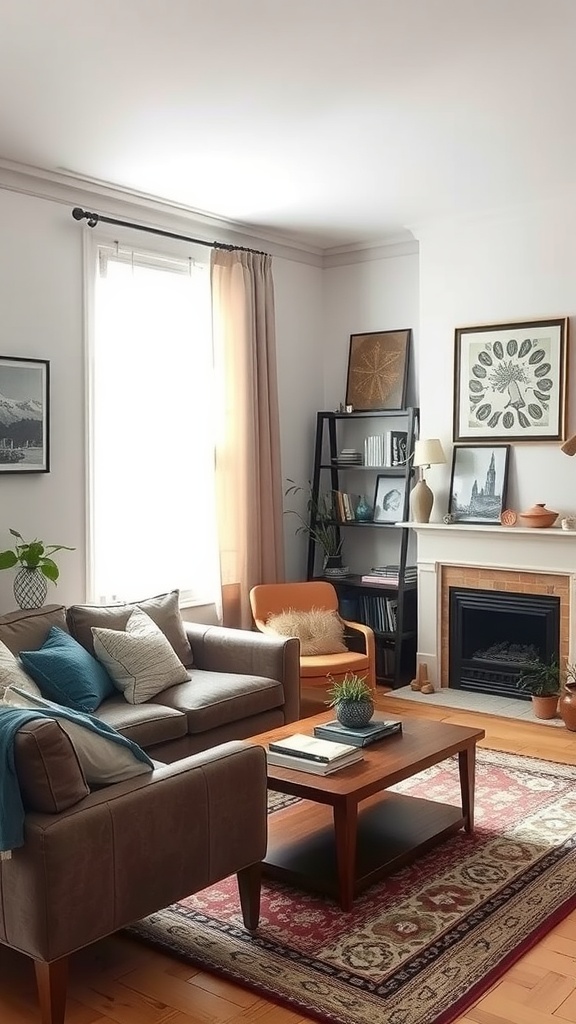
[[0, 727, 267, 1024]]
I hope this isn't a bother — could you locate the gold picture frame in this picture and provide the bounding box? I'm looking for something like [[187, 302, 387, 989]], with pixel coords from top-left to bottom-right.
[[345, 329, 411, 411]]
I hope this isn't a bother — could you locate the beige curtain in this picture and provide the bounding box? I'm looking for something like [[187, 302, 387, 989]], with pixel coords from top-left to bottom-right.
[[211, 249, 285, 628]]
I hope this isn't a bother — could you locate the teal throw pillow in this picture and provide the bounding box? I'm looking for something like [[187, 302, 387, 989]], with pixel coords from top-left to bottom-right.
[[20, 626, 116, 713]]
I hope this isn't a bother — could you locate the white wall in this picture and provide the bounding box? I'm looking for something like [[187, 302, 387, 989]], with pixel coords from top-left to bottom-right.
[[274, 257, 325, 579], [0, 180, 323, 610], [416, 199, 576, 521], [0, 189, 86, 611]]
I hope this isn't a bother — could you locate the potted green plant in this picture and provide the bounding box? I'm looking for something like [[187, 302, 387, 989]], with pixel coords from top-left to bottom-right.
[[516, 658, 560, 720], [0, 528, 74, 610], [326, 671, 374, 727], [284, 479, 343, 570]]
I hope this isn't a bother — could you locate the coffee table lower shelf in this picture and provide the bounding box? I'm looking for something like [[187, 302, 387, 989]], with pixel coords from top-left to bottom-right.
[[263, 791, 464, 907]]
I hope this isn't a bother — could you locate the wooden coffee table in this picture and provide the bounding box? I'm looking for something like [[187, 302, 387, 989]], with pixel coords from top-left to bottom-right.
[[252, 711, 485, 911]]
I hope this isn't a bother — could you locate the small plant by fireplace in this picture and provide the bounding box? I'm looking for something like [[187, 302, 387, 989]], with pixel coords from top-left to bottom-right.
[[516, 658, 560, 719]]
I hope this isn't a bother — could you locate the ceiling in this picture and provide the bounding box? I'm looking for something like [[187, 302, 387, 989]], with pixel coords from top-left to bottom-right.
[[2, 0, 576, 250]]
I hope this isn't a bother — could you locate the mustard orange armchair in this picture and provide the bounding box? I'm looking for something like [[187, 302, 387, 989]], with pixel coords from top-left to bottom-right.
[[249, 581, 376, 695]]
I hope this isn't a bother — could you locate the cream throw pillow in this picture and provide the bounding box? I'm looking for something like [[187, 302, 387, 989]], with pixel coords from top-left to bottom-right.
[[92, 607, 189, 705], [265, 607, 347, 656], [0, 639, 42, 698], [2, 686, 152, 785]]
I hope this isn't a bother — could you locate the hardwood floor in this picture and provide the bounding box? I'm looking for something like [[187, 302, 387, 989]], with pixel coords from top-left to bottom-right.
[[3, 692, 576, 1024]]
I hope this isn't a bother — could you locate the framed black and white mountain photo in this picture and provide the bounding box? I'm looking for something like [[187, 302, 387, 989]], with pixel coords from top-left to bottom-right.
[[0, 357, 49, 473]]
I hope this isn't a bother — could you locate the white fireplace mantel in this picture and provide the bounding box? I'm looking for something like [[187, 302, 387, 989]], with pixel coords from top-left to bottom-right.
[[400, 521, 576, 686]]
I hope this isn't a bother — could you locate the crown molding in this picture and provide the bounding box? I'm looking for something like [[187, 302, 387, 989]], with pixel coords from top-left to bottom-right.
[[0, 159, 326, 268], [0, 158, 424, 269], [322, 236, 419, 268]]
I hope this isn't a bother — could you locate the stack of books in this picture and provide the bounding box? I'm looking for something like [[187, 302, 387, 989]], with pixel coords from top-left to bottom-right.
[[332, 448, 363, 465], [266, 733, 364, 774], [361, 564, 418, 585], [313, 717, 402, 747]]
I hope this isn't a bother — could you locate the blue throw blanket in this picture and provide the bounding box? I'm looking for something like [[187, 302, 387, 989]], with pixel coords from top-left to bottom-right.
[[0, 703, 154, 857]]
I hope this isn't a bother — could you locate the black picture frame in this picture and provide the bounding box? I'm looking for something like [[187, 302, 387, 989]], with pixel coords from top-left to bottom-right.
[[0, 356, 50, 473], [448, 445, 510, 524], [373, 474, 407, 523], [453, 318, 568, 443], [345, 329, 411, 411]]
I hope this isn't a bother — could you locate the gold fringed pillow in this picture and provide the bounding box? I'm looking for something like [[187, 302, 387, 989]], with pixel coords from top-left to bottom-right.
[[265, 607, 347, 656]]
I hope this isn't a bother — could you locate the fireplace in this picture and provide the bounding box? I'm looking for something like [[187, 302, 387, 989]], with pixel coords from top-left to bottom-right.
[[449, 586, 560, 699], [406, 523, 572, 692]]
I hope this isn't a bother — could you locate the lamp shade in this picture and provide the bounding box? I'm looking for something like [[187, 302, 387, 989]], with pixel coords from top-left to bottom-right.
[[413, 438, 446, 468]]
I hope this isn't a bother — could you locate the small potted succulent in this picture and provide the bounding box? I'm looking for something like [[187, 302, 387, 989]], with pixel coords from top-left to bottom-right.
[[516, 658, 560, 720], [326, 672, 374, 728], [0, 528, 74, 610]]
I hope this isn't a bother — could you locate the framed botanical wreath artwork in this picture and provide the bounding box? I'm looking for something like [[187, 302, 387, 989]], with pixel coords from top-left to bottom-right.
[[345, 329, 411, 411], [453, 318, 568, 442]]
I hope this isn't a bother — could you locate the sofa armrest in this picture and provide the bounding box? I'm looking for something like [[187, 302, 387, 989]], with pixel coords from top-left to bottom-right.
[[184, 622, 300, 723], [0, 741, 267, 963]]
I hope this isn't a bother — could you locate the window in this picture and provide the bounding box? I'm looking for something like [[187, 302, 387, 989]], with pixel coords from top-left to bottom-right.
[[90, 244, 220, 606]]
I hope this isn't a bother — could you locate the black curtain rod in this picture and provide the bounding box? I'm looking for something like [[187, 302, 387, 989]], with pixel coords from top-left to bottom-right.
[[71, 207, 268, 256]]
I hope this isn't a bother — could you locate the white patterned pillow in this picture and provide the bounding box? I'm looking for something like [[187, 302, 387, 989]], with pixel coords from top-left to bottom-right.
[[91, 607, 189, 704], [0, 639, 42, 698]]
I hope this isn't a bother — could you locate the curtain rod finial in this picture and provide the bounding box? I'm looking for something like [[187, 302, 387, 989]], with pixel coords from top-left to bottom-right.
[[71, 208, 99, 227]]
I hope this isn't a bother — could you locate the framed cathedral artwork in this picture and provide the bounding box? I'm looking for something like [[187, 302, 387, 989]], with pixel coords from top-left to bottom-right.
[[448, 445, 510, 525], [345, 329, 411, 411], [453, 318, 568, 443]]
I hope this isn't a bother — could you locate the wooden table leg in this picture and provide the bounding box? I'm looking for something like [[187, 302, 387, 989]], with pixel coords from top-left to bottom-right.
[[458, 743, 476, 833], [333, 799, 357, 912]]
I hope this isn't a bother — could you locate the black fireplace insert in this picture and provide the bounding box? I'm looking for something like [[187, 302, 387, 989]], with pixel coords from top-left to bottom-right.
[[449, 586, 560, 699]]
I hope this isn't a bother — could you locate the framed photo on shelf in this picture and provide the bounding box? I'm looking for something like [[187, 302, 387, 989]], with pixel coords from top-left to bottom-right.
[[448, 445, 510, 524], [373, 474, 407, 523], [0, 356, 50, 473], [345, 328, 411, 411], [453, 318, 568, 443]]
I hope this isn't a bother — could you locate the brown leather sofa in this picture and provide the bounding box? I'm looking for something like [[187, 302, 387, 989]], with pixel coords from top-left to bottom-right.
[[0, 598, 301, 1023], [1, 720, 267, 1024], [0, 599, 301, 758]]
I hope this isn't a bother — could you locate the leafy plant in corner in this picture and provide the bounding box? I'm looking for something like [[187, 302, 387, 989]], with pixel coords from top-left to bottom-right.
[[516, 658, 560, 698], [0, 529, 74, 583], [284, 479, 343, 561]]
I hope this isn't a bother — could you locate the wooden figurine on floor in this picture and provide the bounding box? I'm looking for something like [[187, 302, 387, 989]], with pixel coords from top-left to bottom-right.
[[410, 662, 435, 694]]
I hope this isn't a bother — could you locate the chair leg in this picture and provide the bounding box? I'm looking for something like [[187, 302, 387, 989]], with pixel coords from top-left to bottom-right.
[[34, 957, 68, 1024], [236, 862, 261, 931]]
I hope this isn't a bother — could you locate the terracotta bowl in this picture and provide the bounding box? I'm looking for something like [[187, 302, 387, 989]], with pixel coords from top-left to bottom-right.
[[519, 503, 559, 528]]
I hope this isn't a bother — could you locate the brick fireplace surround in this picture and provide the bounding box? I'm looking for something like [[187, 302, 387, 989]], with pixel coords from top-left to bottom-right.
[[406, 522, 576, 689]]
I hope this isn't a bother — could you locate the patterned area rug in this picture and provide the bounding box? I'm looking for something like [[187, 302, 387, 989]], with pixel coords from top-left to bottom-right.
[[129, 750, 576, 1024]]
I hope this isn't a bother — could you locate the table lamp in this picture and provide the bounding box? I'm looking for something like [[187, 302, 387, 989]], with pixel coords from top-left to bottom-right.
[[410, 438, 446, 523]]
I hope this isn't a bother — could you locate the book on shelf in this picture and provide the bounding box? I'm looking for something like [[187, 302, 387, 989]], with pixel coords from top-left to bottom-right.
[[268, 732, 358, 763], [313, 718, 402, 747], [266, 748, 363, 774], [390, 430, 408, 466]]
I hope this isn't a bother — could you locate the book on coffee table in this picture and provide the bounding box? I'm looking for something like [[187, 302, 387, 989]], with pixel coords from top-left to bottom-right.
[[268, 732, 357, 763], [266, 748, 363, 774], [313, 718, 402, 747]]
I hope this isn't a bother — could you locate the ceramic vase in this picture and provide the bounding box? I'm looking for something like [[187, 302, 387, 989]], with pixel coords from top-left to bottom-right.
[[355, 495, 373, 522], [559, 682, 576, 731], [336, 698, 374, 728], [13, 567, 48, 610]]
